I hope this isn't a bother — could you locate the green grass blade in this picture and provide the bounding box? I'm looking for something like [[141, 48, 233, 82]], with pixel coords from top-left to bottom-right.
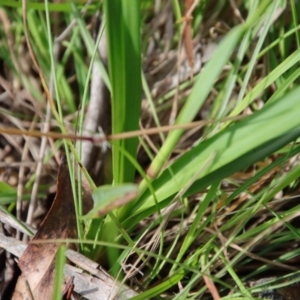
[[229, 47, 300, 117], [124, 87, 300, 227], [52, 245, 66, 300], [143, 0, 273, 181], [104, 0, 141, 184], [144, 24, 247, 180]]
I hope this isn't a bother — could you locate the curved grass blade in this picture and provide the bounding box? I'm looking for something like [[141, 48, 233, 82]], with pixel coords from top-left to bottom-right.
[[124, 87, 300, 227]]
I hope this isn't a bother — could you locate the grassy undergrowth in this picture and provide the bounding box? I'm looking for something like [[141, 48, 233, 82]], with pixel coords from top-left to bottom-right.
[[1, 0, 300, 299]]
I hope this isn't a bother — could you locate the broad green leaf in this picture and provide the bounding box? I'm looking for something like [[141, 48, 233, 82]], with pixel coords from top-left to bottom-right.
[[103, 0, 141, 274], [140, 0, 274, 184], [104, 0, 141, 184], [123, 86, 300, 227], [82, 184, 139, 219]]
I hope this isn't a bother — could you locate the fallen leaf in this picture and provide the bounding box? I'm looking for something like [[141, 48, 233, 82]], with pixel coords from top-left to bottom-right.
[[13, 156, 77, 300], [81, 184, 139, 219]]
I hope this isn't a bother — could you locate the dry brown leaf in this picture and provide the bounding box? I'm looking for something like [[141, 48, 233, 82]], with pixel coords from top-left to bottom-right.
[[0, 232, 138, 299], [13, 156, 77, 300]]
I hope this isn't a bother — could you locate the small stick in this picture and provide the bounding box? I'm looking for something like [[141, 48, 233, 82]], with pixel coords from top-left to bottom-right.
[[0, 114, 246, 144]]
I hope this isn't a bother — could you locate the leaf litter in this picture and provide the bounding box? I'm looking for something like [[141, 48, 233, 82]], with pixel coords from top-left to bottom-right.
[[12, 156, 77, 299]]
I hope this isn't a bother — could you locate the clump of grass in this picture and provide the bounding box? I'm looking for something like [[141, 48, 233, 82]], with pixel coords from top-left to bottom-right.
[[1, 0, 300, 299]]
